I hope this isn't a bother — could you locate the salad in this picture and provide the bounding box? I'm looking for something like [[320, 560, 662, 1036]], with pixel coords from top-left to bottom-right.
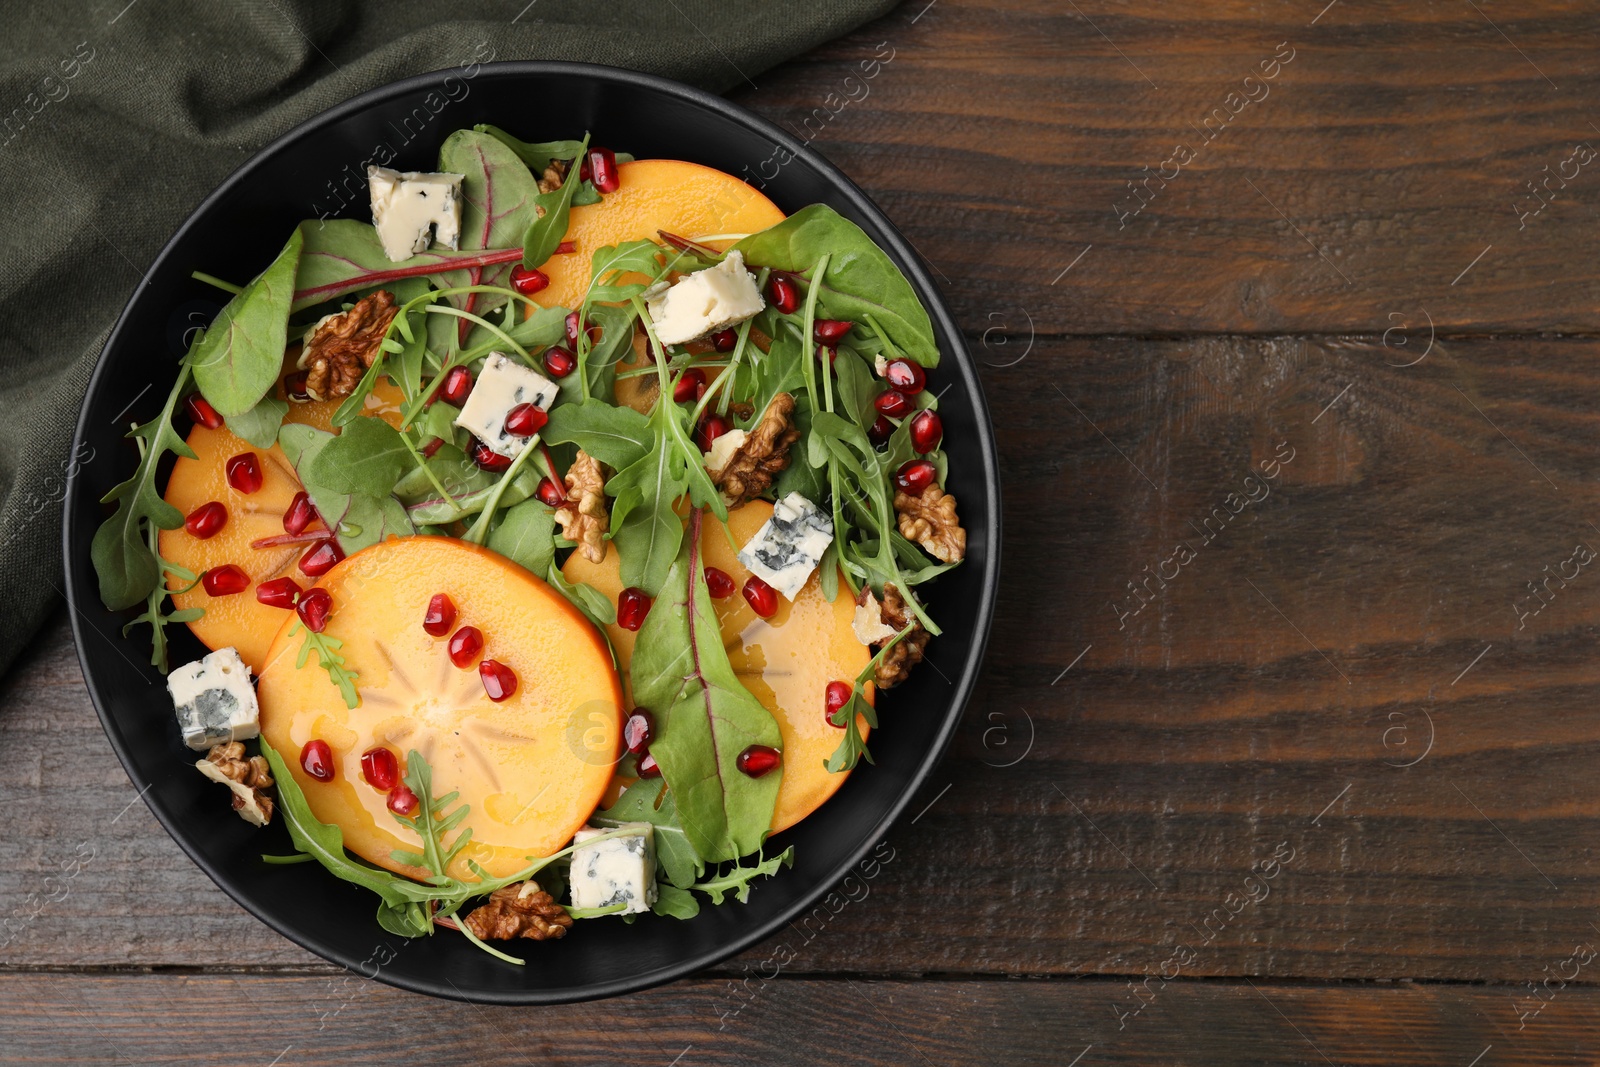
[[89, 125, 966, 960]]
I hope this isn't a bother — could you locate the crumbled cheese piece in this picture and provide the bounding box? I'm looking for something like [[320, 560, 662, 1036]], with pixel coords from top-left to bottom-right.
[[704, 428, 747, 473], [453, 352, 560, 459], [368, 166, 464, 262], [852, 589, 899, 646], [875, 354, 889, 377], [168, 647, 258, 751], [570, 824, 657, 914], [645, 251, 765, 346], [736, 491, 834, 600]]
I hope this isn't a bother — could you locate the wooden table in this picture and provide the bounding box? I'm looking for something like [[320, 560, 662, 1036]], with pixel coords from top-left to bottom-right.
[[8, 1, 1600, 1062]]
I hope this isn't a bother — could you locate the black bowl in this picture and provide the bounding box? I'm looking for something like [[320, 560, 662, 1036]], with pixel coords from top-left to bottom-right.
[[62, 61, 999, 1003]]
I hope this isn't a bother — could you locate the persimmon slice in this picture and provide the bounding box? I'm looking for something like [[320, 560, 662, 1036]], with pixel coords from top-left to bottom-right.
[[257, 536, 623, 881], [564, 501, 873, 834]]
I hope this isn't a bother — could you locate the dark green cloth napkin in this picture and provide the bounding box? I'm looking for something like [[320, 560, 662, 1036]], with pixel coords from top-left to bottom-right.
[[0, 0, 895, 679]]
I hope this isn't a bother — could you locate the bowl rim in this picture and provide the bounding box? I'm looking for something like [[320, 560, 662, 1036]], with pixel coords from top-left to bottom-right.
[[62, 59, 1001, 1004]]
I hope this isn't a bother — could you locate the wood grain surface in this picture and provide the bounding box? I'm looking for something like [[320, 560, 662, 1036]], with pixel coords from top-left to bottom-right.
[[9, 0, 1600, 1062]]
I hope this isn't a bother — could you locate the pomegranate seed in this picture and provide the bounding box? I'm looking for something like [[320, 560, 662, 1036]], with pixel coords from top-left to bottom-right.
[[910, 409, 944, 453], [637, 752, 662, 779], [704, 566, 736, 599], [296, 587, 333, 632], [299, 539, 344, 577], [300, 739, 335, 782], [737, 744, 782, 778], [814, 319, 853, 345], [868, 414, 894, 446], [480, 659, 518, 702], [767, 273, 800, 315], [536, 477, 567, 508], [423, 593, 456, 636], [504, 402, 548, 438], [387, 785, 420, 816], [894, 459, 938, 496], [361, 747, 398, 790], [184, 393, 223, 429], [509, 266, 549, 295], [873, 390, 914, 419], [255, 576, 302, 609], [565, 311, 584, 348], [284, 371, 313, 403], [225, 452, 263, 494], [578, 154, 592, 183], [674, 368, 706, 403], [617, 587, 652, 631], [885, 359, 926, 394], [421, 436, 444, 459], [469, 438, 512, 472], [448, 626, 484, 668], [184, 501, 228, 539], [695, 413, 731, 453], [623, 709, 655, 757], [436, 365, 472, 406], [710, 329, 738, 352], [283, 491, 319, 535], [201, 565, 250, 597], [588, 147, 620, 193], [742, 575, 778, 618], [543, 345, 577, 378], [825, 681, 854, 726]]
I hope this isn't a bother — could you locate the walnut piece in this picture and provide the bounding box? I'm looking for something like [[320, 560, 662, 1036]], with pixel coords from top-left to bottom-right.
[[555, 449, 610, 564], [297, 290, 399, 401], [462, 882, 573, 941], [537, 157, 570, 195], [195, 741, 274, 827], [895, 485, 966, 564], [709, 392, 801, 505], [858, 583, 930, 689]]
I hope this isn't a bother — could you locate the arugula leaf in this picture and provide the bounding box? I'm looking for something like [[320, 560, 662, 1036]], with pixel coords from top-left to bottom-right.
[[630, 509, 783, 863], [543, 397, 650, 470], [522, 132, 591, 269], [279, 424, 414, 554], [593, 779, 704, 889], [651, 884, 700, 919], [91, 364, 196, 611], [734, 205, 939, 367], [608, 442, 687, 596], [304, 417, 412, 497], [189, 228, 303, 416], [292, 220, 522, 313], [546, 561, 618, 627], [486, 498, 557, 575], [225, 396, 289, 449], [291, 621, 359, 709], [692, 847, 795, 904], [394, 750, 474, 883], [832, 347, 879, 432], [120, 505, 202, 673]]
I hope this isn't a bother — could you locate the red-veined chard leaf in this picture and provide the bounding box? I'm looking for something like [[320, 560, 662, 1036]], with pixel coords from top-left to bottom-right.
[[291, 219, 522, 314], [439, 129, 547, 343]]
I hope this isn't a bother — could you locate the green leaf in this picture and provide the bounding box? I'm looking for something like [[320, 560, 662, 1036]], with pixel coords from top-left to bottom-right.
[[522, 132, 591, 269], [91, 365, 196, 611], [279, 424, 414, 554], [543, 398, 650, 471], [546, 561, 617, 627], [473, 128, 585, 174], [442, 129, 547, 295], [593, 780, 704, 889], [224, 397, 289, 449], [734, 205, 939, 367], [189, 228, 303, 416], [630, 509, 783, 863], [292, 220, 522, 314], [608, 443, 687, 597], [376, 900, 433, 937], [487, 498, 557, 575], [304, 417, 412, 497], [692, 847, 795, 905], [832, 348, 878, 432], [651, 884, 700, 920], [292, 622, 359, 709], [824, 686, 879, 773]]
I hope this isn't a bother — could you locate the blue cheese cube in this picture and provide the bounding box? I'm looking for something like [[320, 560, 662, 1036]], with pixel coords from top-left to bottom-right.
[[368, 166, 465, 262], [570, 824, 657, 914], [645, 251, 765, 346], [168, 647, 259, 751], [452, 352, 560, 459], [736, 491, 834, 600]]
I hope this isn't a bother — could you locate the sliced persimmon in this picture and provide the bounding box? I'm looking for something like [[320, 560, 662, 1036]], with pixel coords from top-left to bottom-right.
[[158, 424, 309, 673], [281, 380, 405, 434], [257, 536, 624, 881], [563, 500, 873, 834], [533, 158, 786, 315]]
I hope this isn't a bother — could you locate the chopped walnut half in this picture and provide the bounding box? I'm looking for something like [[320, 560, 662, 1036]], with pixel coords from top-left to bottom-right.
[[895, 485, 966, 564], [555, 449, 610, 564], [195, 741, 274, 827], [538, 157, 570, 195], [708, 392, 801, 505], [857, 583, 931, 689], [297, 290, 399, 401], [462, 882, 573, 941]]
